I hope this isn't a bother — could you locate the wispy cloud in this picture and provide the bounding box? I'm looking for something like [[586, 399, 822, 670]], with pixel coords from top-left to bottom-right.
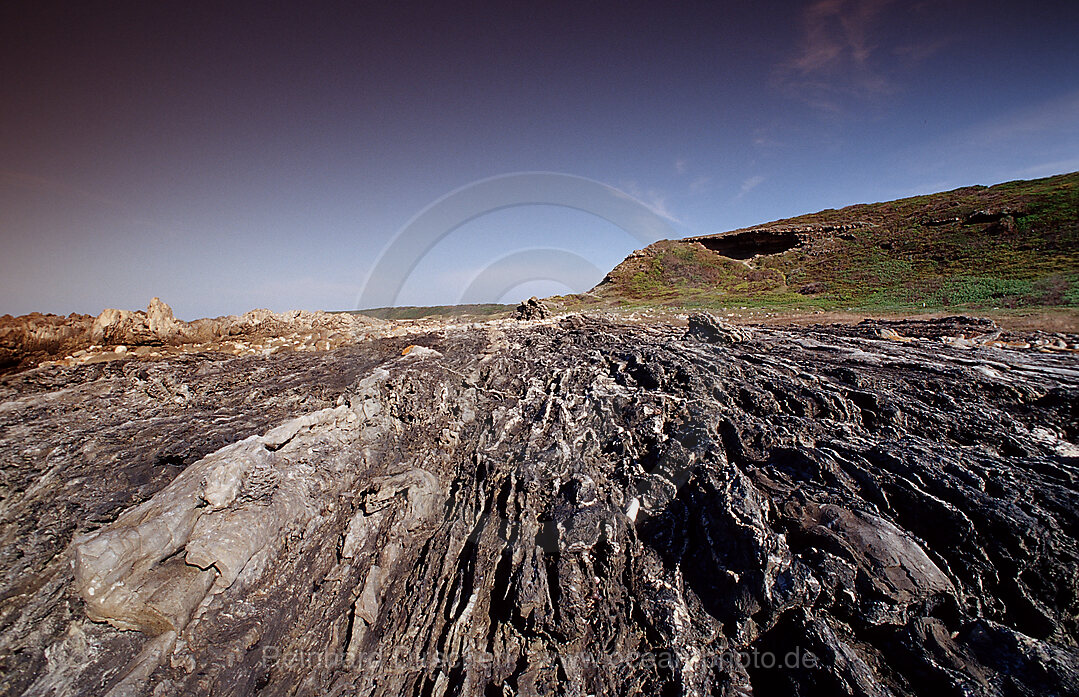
[[892, 37, 949, 64], [621, 181, 683, 224], [892, 91, 1079, 188], [956, 93, 1079, 180], [752, 131, 785, 148], [1011, 158, 1079, 180], [676, 160, 713, 196], [736, 175, 766, 199], [774, 0, 909, 111], [914, 91, 1079, 167], [958, 91, 1079, 145], [689, 176, 712, 194]]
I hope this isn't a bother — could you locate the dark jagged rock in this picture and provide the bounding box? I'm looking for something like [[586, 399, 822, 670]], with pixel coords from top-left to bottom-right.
[[516, 296, 550, 320], [685, 313, 752, 344], [1, 317, 1077, 696]]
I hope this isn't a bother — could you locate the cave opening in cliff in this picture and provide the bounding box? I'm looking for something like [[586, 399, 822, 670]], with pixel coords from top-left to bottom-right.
[[696, 231, 802, 259]]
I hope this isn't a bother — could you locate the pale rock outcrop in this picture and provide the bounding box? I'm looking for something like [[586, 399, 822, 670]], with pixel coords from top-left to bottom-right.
[[69, 407, 362, 636], [146, 297, 182, 342], [1, 298, 388, 372], [90, 307, 154, 346]]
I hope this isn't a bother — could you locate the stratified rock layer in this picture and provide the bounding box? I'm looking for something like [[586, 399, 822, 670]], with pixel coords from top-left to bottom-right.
[[0, 316, 1076, 696]]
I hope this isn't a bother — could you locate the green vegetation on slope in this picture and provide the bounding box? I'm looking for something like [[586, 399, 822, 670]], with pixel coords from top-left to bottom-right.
[[340, 304, 514, 320], [585, 172, 1079, 312]]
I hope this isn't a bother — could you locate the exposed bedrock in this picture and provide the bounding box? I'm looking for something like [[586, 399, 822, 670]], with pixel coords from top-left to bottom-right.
[[0, 316, 1077, 696], [685, 222, 875, 260]]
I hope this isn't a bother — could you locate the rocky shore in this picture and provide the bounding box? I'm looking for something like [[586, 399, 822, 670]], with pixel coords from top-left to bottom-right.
[[0, 311, 1077, 696]]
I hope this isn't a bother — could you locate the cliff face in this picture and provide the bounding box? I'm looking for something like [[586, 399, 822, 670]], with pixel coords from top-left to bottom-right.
[[1, 314, 1077, 696]]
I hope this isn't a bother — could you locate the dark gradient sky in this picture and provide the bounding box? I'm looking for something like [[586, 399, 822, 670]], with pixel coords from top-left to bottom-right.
[[3, 1, 1077, 318]]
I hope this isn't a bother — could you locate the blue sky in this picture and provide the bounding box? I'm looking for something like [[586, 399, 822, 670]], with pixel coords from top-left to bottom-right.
[[2, 0, 1077, 318]]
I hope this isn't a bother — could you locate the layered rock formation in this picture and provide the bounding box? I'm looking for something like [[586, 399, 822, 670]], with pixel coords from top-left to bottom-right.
[[1, 313, 1076, 696]]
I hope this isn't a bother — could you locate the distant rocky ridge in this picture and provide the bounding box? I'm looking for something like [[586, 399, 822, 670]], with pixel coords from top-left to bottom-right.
[[0, 299, 385, 374]]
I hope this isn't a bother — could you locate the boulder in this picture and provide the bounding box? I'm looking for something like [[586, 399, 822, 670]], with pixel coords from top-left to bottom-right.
[[685, 312, 752, 343], [516, 296, 550, 320]]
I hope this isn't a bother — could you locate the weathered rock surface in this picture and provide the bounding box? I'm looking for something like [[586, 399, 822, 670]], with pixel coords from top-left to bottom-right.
[[0, 315, 1077, 696], [686, 313, 753, 344], [0, 299, 385, 374], [515, 296, 550, 321]]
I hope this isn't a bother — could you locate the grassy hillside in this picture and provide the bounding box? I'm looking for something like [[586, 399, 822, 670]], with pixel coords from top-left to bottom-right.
[[341, 303, 514, 320], [575, 172, 1078, 313]]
